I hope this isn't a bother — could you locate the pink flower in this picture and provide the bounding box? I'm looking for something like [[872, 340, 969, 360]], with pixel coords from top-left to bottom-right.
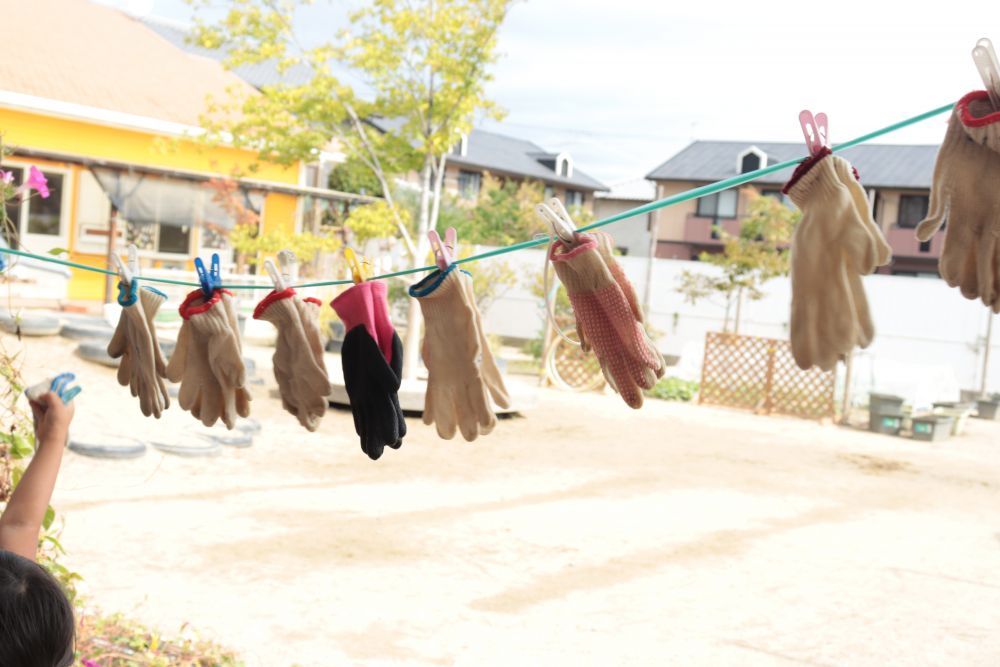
[[25, 166, 49, 198], [83, 660, 101, 667], [0, 170, 12, 186]]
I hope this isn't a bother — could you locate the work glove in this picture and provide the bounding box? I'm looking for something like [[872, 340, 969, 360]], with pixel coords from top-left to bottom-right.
[[331, 281, 405, 460], [550, 234, 664, 408], [410, 265, 510, 441], [254, 288, 330, 431], [916, 91, 1000, 309], [107, 281, 170, 418], [783, 149, 890, 370], [166, 289, 251, 429]]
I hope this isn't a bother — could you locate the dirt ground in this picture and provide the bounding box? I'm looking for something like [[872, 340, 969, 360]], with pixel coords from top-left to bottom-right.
[[8, 332, 1000, 666]]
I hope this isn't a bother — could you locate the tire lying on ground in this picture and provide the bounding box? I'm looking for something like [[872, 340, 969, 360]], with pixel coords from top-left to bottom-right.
[[76, 340, 120, 367], [1, 314, 62, 337], [68, 436, 147, 460], [235, 418, 261, 434], [60, 322, 114, 341], [192, 429, 253, 448], [151, 438, 223, 458]]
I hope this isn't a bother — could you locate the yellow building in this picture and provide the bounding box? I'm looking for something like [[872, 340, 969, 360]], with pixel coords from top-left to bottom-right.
[[0, 0, 353, 302]]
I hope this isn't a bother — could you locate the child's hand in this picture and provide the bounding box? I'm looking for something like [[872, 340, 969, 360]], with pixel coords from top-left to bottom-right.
[[29, 392, 75, 448]]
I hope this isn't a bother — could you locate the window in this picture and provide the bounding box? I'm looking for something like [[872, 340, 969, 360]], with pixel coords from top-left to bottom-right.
[[458, 170, 481, 199], [543, 185, 554, 200], [741, 153, 761, 173], [919, 239, 931, 253], [897, 195, 929, 229], [566, 190, 583, 208], [1, 166, 67, 247], [696, 190, 737, 219]]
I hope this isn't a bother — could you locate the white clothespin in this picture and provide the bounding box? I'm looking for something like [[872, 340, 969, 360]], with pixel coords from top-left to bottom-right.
[[799, 110, 829, 156], [428, 227, 457, 271], [264, 258, 287, 291], [535, 197, 578, 246], [972, 37, 1000, 110], [112, 243, 138, 285], [277, 249, 298, 286]]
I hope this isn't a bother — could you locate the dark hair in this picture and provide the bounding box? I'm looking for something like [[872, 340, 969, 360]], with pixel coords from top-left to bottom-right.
[[0, 550, 75, 667]]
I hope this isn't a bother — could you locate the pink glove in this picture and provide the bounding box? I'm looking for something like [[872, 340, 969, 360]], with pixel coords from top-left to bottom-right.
[[330, 281, 397, 363]]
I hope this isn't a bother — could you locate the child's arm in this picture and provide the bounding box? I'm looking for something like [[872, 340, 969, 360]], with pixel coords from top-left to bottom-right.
[[0, 391, 74, 561]]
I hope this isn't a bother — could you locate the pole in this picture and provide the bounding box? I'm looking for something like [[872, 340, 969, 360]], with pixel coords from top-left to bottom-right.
[[840, 350, 854, 425], [103, 207, 119, 304], [981, 311, 994, 396], [642, 210, 658, 315]]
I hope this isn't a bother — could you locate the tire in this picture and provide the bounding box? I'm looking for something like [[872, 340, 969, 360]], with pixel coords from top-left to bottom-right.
[[77, 341, 119, 368], [186, 428, 253, 448], [1, 314, 62, 337], [68, 436, 147, 460], [236, 418, 261, 434], [60, 323, 114, 341], [151, 439, 222, 458]]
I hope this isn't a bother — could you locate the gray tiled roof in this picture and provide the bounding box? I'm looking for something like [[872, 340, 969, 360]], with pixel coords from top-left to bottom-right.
[[646, 141, 939, 189], [141, 16, 313, 89], [450, 129, 607, 191]]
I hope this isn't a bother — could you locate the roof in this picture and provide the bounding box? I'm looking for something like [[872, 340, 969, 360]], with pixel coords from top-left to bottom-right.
[[140, 16, 314, 89], [450, 129, 607, 191], [646, 141, 939, 189], [596, 178, 655, 201], [0, 0, 257, 127]]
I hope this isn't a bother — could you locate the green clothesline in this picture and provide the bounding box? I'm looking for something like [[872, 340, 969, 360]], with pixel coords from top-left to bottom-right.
[[1, 102, 955, 291]]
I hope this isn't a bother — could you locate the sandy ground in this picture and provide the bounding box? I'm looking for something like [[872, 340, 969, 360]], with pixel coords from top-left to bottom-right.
[[7, 331, 1000, 666]]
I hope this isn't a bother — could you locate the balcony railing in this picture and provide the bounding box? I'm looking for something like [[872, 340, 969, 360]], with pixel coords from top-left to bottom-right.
[[683, 215, 741, 244], [886, 225, 942, 258]]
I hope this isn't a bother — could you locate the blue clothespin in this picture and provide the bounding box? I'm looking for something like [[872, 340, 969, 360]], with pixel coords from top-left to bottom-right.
[[195, 253, 221, 298]]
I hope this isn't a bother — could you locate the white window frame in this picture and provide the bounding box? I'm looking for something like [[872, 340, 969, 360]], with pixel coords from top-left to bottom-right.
[[3, 160, 72, 251]]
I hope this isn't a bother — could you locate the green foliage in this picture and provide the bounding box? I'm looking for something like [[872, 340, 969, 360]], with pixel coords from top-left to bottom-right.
[[646, 377, 699, 402], [229, 225, 342, 268], [452, 174, 547, 246], [75, 611, 242, 666], [329, 156, 384, 197], [677, 188, 800, 331], [346, 200, 409, 244]]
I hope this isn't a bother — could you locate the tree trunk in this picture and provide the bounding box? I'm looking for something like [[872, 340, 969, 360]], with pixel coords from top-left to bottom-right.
[[722, 292, 732, 333], [401, 155, 435, 381], [734, 286, 744, 334]]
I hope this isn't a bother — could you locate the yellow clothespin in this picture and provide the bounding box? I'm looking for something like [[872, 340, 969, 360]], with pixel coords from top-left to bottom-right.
[[345, 247, 369, 284]]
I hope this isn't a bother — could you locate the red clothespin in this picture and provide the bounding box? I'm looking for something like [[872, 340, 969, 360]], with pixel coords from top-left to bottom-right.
[[799, 110, 830, 156], [428, 227, 457, 271]]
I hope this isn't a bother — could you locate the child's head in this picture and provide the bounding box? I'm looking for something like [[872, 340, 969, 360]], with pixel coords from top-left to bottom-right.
[[0, 549, 75, 667]]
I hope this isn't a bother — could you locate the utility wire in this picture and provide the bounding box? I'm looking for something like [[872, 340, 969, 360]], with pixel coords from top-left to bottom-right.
[[0, 102, 954, 290]]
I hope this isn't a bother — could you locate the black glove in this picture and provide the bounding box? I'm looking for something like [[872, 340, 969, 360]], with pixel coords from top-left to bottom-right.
[[341, 325, 406, 460]]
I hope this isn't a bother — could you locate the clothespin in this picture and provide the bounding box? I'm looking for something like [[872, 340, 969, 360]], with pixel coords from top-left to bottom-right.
[[112, 243, 139, 305], [973, 37, 1000, 110], [264, 259, 286, 292], [344, 247, 368, 284], [265, 250, 299, 292], [195, 253, 221, 298], [277, 249, 298, 286], [428, 227, 457, 271], [535, 197, 578, 246], [799, 110, 830, 156]]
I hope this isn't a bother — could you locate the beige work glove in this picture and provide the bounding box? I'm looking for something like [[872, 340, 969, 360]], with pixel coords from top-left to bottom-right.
[[409, 266, 504, 441], [916, 91, 1000, 309], [166, 289, 250, 429], [455, 271, 511, 411], [253, 288, 330, 431], [784, 150, 889, 371], [107, 282, 169, 418]]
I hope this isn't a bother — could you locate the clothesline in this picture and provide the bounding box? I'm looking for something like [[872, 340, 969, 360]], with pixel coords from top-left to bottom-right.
[[0, 102, 955, 290]]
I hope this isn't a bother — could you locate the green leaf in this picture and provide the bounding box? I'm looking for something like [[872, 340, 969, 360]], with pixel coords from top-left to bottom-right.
[[42, 505, 55, 530], [11, 466, 23, 488], [46, 247, 69, 256], [10, 434, 33, 459]]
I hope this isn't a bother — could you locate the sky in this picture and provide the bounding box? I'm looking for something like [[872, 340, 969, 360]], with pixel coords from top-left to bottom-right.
[[99, 0, 1000, 189]]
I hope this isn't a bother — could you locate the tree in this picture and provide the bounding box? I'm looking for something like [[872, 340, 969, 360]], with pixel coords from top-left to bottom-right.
[[677, 188, 800, 333], [453, 174, 547, 246], [191, 0, 512, 379]]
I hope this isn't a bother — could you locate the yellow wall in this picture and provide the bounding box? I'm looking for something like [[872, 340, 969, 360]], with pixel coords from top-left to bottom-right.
[[0, 106, 302, 301]]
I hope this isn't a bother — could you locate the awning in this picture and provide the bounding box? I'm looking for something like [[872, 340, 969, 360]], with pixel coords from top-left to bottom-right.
[[91, 167, 263, 230]]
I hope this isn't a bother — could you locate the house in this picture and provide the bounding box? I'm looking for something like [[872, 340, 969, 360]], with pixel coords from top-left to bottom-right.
[[646, 141, 940, 276], [594, 178, 656, 257], [0, 0, 362, 303], [442, 130, 607, 211]]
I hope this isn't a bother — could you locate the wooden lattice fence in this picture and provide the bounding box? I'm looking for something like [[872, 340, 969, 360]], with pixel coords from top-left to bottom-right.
[[699, 332, 835, 420]]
